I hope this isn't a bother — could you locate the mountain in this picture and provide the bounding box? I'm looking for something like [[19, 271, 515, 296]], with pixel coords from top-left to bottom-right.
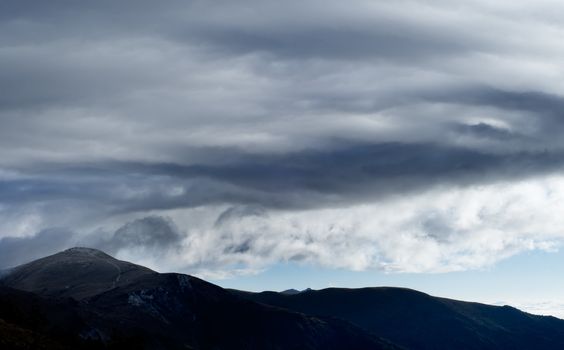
[[280, 288, 301, 295], [1, 248, 155, 300], [0, 285, 95, 350], [5, 247, 564, 350], [0, 248, 398, 350], [280, 288, 312, 295], [231, 287, 564, 350]]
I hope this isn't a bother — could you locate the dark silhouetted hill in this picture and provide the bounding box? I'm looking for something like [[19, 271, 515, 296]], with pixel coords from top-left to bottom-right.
[[0, 248, 398, 350], [231, 287, 564, 350]]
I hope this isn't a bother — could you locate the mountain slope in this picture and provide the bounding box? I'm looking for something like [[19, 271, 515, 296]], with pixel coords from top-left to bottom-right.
[[0, 248, 398, 350], [231, 287, 564, 350], [0, 285, 96, 350], [0, 247, 155, 300]]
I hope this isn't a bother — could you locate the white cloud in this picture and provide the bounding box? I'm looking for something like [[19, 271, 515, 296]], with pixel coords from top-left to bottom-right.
[[92, 174, 564, 278]]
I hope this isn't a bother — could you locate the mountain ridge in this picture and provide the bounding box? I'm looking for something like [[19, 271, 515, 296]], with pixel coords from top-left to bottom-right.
[[0, 247, 398, 350], [0, 247, 156, 300], [3, 247, 564, 349], [232, 286, 564, 350]]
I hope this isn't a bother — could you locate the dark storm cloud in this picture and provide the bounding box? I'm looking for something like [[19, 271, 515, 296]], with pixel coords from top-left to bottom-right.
[[0, 0, 558, 181], [0, 0, 481, 61], [186, 18, 476, 61], [3, 142, 563, 215], [2, 0, 564, 272], [428, 87, 564, 122], [0, 0, 540, 114], [130, 142, 556, 197], [453, 123, 517, 140]]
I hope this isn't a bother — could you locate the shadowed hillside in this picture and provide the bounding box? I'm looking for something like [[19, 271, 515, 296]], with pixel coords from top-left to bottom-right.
[[232, 287, 564, 350], [0, 248, 398, 350]]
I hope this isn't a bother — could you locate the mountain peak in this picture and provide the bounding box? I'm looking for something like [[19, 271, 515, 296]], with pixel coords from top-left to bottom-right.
[[0, 247, 155, 300], [62, 247, 112, 258], [281, 288, 301, 295], [281, 288, 313, 295]]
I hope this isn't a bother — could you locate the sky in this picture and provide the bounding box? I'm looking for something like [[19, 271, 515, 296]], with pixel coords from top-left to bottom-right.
[[2, 0, 564, 316]]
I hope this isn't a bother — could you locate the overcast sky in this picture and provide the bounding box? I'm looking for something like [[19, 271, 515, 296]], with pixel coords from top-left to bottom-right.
[[2, 0, 564, 315]]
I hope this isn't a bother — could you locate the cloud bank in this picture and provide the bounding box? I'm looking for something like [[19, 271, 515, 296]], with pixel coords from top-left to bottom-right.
[[1, 0, 564, 276]]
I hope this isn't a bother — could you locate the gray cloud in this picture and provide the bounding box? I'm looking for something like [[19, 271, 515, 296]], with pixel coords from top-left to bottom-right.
[[0, 228, 75, 268], [215, 205, 267, 227], [0, 216, 183, 269], [2, 142, 563, 215], [2, 0, 564, 274], [92, 216, 183, 256], [453, 123, 518, 141]]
